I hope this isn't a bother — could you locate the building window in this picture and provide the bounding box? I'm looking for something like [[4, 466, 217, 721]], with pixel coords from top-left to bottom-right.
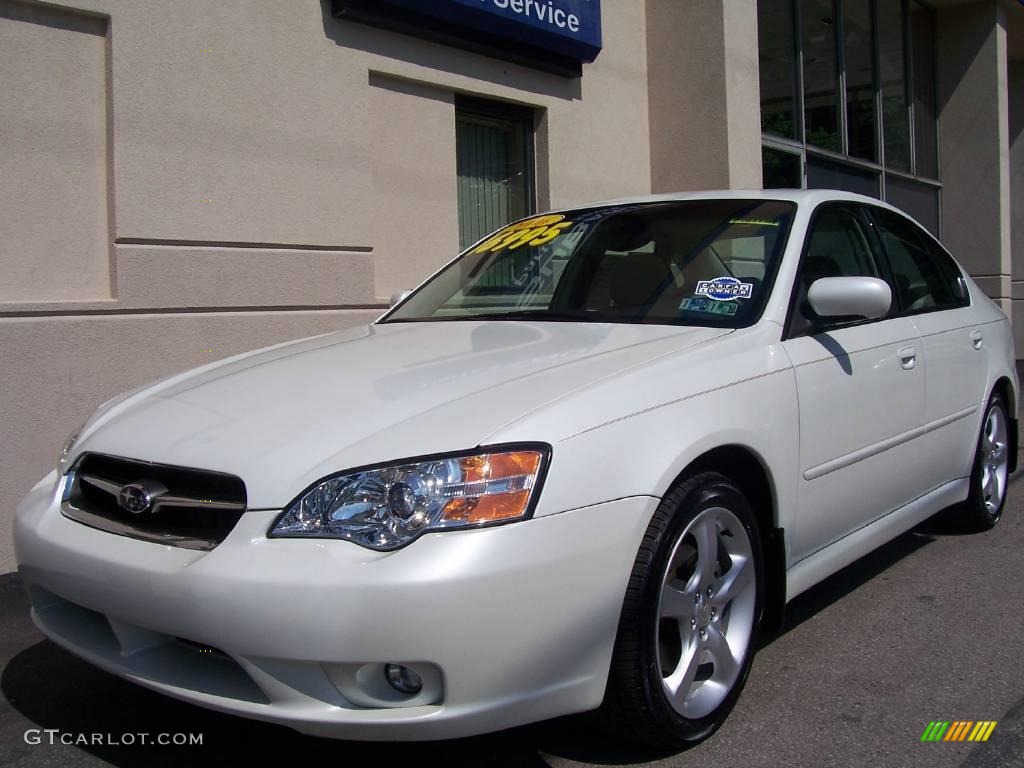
[[910, 1, 938, 180], [801, 0, 841, 152], [455, 97, 535, 250], [758, 0, 942, 234], [759, 0, 799, 139], [878, 0, 911, 172], [885, 175, 940, 235], [807, 155, 878, 198], [843, 0, 877, 162], [763, 145, 803, 188]]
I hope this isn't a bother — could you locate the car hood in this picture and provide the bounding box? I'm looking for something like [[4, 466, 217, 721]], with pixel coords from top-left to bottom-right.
[[75, 321, 730, 508]]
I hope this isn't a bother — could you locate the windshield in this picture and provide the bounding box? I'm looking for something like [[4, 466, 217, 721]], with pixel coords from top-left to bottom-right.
[[383, 199, 797, 328]]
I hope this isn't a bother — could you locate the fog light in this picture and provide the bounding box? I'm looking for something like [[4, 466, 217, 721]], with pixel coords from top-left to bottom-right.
[[384, 663, 423, 695]]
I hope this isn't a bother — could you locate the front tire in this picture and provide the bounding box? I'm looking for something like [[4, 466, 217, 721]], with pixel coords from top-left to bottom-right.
[[963, 392, 1011, 530], [600, 472, 763, 750]]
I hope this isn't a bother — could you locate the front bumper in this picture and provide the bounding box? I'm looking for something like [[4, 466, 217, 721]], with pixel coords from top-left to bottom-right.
[[14, 471, 657, 740]]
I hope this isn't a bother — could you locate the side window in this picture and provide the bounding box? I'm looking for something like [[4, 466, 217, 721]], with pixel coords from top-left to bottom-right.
[[873, 209, 968, 312], [790, 205, 884, 336]]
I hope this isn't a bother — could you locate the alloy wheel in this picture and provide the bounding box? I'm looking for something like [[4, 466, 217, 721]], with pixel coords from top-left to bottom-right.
[[981, 402, 1009, 515], [655, 506, 757, 719]]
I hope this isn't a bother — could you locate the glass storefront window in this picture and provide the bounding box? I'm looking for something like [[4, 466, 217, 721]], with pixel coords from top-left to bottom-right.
[[843, 0, 876, 161], [759, 0, 799, 139], [911, 1, 938, 179], [801, 0, 841, 152], [759, 0, 940, 234], [455, 99, 534, 250], [878, 0, 911, 172], [807, 155, 879, 198], [763, 146, 803, 188], [885, 175, 940, 236]]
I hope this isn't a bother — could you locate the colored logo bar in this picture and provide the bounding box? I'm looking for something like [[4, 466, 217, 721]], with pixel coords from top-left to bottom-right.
[[921, 721, 997, 742]]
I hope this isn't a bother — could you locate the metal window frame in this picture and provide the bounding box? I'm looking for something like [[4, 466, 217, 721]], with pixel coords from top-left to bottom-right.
[[907, 0, 943, 231], [904, 0, 917, 177], [799, 0, 844, 153], [835, 0, 850, 156], [872, 0, 886, 198], [837, 0, 881, 164], [794, 0, 807, 147]]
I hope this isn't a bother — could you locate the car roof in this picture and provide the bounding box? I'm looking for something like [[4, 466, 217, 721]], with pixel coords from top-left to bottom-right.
[[534, 187, 944, 255], [558, 188, 902, 213]]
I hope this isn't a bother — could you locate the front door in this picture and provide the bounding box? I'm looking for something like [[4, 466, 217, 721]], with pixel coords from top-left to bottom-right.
[[782, 204, 925, 561]]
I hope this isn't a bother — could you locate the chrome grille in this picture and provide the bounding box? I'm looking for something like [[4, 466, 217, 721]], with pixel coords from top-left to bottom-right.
[[61, 453, 247, 551]]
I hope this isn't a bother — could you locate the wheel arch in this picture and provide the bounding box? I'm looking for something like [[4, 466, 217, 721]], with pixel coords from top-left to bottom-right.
[[672, 444, 787, 633], [992, 376, 1018, 473], [993, 375, 1016, 414]]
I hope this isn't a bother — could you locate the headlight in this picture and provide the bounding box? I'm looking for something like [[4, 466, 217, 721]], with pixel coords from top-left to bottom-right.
[[269, 445, 549, 550], [58, 423, 86, 475]]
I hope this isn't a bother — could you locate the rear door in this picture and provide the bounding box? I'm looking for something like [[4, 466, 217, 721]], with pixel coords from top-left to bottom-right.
[[869, 207, 986, 488], [783, 203, 925, 561]]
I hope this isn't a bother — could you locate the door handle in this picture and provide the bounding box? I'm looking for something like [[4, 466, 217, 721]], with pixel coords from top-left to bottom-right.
[[970, 330, 984, 350], [898, 345, 917, 370]]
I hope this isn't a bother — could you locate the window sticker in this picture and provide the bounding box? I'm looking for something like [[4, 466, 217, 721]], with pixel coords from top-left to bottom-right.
[[694, 277, 754, 301], [679, 297, 740, 317], [472, 214, 575, 255]]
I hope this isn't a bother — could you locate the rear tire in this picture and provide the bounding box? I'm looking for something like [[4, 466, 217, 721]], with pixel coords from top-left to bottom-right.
[[963, 392, 1011, 530], [599, 472, 763, 750]]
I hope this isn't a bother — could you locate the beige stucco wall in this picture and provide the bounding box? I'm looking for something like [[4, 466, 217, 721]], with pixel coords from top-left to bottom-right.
[[937, 1, 1013, 318], [0, 0, 652, 572], [0, 3, 111, 302], [645, 0, 762, 193], [1010, 59, 1024, 354], [368, 75, 459, 298]]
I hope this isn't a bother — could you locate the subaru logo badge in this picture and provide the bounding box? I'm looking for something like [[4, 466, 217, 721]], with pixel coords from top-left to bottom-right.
[[118, 483, 153, 514]]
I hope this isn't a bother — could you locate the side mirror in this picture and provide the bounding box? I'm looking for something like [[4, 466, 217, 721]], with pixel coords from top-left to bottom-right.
[[389, 289, 412, 307], [807, 276, 891, 320]]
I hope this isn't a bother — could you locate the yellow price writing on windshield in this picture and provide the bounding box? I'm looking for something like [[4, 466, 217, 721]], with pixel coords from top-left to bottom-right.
[[472, 214, 574, 254]]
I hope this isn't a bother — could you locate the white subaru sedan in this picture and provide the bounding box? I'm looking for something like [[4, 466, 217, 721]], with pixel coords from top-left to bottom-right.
[[14, 190, 1017, 748]]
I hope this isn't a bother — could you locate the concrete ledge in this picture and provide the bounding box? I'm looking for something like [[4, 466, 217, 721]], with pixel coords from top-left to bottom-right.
[[0, 245, 380, 316], [115, 244, 376, 309]]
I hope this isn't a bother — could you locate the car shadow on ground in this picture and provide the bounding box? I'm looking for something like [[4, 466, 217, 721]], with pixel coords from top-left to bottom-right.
[[766, 467, 1024, 648], [4, 475, 1021, 767]]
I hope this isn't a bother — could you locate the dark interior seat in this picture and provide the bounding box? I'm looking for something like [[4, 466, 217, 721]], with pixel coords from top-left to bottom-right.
[[801, 254, 842, 291], [608, 254, 671, 310]]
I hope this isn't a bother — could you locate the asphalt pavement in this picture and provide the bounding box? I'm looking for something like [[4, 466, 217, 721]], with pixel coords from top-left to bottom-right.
[[3, 471, 1023, 767]]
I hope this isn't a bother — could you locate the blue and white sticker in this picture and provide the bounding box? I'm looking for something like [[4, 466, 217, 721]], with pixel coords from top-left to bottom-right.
[[694, 277, 754, 301]]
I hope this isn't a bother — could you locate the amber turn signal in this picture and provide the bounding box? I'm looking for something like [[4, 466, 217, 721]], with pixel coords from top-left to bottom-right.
[[440, 450, 543, 524]]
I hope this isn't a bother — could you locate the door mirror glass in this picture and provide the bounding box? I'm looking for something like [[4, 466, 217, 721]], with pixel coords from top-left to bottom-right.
[[390, 290, 412, 308], [807, 276, 891, 320]]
